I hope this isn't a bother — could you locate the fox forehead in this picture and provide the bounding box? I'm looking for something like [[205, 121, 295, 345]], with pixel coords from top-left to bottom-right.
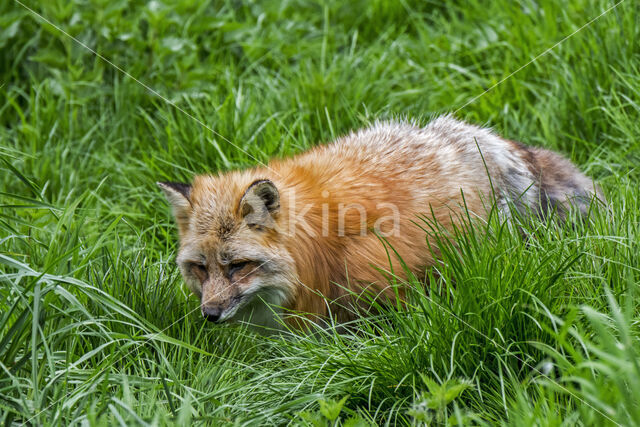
[[178, 229, 254, 265], [180, 215, 248, 262], [187, 177, 237, 235], [191, 205, 237, 238], [188, 173, 270, 234]]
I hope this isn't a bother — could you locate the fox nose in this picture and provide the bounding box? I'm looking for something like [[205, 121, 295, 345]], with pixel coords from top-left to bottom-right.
[[202, 306, 222, 323]]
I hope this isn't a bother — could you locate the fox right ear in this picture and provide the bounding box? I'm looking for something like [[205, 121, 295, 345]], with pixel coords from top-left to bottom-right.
[[157, 181, 192, 226], [239, 179, 279, 229]]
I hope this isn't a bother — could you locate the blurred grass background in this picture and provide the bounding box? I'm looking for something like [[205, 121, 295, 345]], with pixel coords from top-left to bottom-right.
[[1, 0, 639, 425]]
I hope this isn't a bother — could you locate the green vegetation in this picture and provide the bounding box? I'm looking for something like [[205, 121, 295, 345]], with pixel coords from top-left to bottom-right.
[[1, 0, 639, 424]]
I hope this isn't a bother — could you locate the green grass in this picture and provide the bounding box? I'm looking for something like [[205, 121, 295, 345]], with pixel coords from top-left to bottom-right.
[[1, 0, 639, 425]]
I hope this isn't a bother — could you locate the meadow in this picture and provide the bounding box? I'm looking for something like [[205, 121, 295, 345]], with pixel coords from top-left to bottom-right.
[[1, 0, 639, 425]]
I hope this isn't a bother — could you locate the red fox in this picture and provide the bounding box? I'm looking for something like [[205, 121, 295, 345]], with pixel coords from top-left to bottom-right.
[[159, 116, 604, 328]]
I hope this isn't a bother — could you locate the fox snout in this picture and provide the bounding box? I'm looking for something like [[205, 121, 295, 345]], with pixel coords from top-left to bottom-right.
[[201, 295, 241, 323], [201, 304, 224, 323], [200, 276, 236, 323]]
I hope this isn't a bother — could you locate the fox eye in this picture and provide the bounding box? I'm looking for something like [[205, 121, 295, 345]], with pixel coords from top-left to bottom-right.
[[190, 263, 208, 282], [228, 261, 250, 277]]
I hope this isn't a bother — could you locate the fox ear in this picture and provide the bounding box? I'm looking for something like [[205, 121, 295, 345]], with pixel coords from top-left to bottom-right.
[[157, 181, 192, 229], [239, 179, 279, 228]]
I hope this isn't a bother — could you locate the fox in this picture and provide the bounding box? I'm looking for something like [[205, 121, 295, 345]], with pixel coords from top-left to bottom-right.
[[158, 115, 605, 329]]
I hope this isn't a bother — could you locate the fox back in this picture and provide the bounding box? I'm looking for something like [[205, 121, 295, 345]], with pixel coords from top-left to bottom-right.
[[159, 116, 604, 328]]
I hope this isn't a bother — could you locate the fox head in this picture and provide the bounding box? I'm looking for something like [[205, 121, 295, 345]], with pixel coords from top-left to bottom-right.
[[158, 174, 297, 326]]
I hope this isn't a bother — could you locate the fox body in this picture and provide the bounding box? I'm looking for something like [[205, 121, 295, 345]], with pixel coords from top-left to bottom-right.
[[159, 116, 604, 328]]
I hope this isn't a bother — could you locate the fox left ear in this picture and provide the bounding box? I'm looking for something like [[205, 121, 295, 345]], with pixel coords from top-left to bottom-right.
[[239, 179, 279, 228], [157, 181, 192, 230]]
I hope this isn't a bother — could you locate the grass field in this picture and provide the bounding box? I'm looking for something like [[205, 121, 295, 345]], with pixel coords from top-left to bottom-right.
[[1, 0, 639, 425]]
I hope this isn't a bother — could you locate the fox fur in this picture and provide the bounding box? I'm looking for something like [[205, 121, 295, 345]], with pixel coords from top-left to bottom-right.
[[159, 116, 605, 328]]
